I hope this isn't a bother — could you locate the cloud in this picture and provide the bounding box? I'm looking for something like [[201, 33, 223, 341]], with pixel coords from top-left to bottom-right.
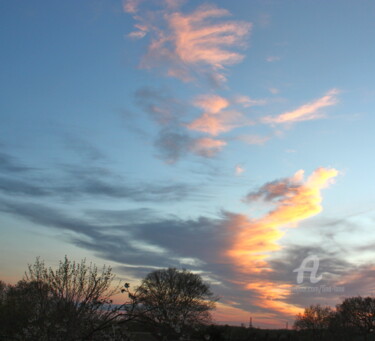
[[238, 134, 270, 145], [268, 88, 279, 94], [129, 3, 251, 83], [187, 110, 252, 136], [123, 0, 142, 14], [166, 5, 251, 75], [155, 129, 226, 162], [263, 89, 339, 124], [234, 95, 266, 108], [128, 30, 147, 39], [235, 165, 245, 176], [193, 94, 229, 114], [0, 167, 347, 325], [154, 129, 192, 163], [0, 151, 33, 173], [134, 86, 186, 125], [187, 94, 253, 136], [0, 150, 199, 202], [190, 137, 227, 157], [266, 56, 280, 62], [226, 168, 339, 315]]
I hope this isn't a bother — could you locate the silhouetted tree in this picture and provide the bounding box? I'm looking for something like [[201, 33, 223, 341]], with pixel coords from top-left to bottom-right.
[[131, 268, 217, 338], [335, 296, 375, 339], [0, 256, 129, 340], [294, 304, 333, 340]]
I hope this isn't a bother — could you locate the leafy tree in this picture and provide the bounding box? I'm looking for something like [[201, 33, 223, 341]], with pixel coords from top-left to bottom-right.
[[0, 256, 129, 340], [132, 267, 217, 338]]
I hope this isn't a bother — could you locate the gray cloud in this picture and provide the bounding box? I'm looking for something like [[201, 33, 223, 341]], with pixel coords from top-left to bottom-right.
[[0, 152, 33, 173], [0, 151, 200, 202], [244, 176, 301, 202], [154, 129, 192, 163], [134, 86, 187, 125]]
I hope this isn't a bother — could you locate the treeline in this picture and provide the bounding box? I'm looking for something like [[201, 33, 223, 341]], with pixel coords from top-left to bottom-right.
[[294, 298, 375, 341], [2, 256, 374, 341], [0, 256, 216, 340]]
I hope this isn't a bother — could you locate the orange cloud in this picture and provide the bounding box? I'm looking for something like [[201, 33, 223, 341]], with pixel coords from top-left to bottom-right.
[[246, 282, 302, 317], [263, 89, 339, 124], [189, 137, 227, 157], [227, 168, 338, 315]]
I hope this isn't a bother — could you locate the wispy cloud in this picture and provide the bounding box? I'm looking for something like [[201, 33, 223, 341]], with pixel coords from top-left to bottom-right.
[[263, 89, 339, 124], [234, 95, 266, 108], [266, 56, 281, 62], [238, 134, 270, 145], [126, 3, 251, 83]]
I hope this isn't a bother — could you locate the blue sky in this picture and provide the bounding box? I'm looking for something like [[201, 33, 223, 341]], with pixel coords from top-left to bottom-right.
[[1, 0, 375, 327]]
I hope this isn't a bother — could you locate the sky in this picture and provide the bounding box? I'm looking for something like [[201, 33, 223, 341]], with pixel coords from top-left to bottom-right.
[[1, 0, 375, 328]]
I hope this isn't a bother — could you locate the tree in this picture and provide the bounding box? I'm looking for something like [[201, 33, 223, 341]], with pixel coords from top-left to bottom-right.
[[335, 296, 375, 338], [294, 304, 334, 340], [0, 256, 128, 340], [132, 268, 217, 337]]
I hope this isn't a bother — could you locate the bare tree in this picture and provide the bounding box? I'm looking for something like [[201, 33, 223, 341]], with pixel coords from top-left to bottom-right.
[[0, 256, 130, 340]]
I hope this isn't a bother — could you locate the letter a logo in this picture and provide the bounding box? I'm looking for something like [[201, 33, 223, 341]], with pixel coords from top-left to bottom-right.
[[293, 255, 322, 284]]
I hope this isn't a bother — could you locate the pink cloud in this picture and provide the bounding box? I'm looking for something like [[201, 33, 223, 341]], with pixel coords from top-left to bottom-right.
[[193, 94, 229, 114], [263, 89, 339, 124], [187, 110, 252, 136], [131, 3, 251, 82], [235, 165, 245, 175]]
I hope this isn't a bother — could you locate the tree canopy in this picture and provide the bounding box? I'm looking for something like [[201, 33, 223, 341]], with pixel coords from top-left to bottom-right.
[[132, 267, 217, 336]]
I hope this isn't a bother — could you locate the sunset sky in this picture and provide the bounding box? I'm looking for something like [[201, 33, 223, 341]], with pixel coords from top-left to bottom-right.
[[1, 0, 375, 328]]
